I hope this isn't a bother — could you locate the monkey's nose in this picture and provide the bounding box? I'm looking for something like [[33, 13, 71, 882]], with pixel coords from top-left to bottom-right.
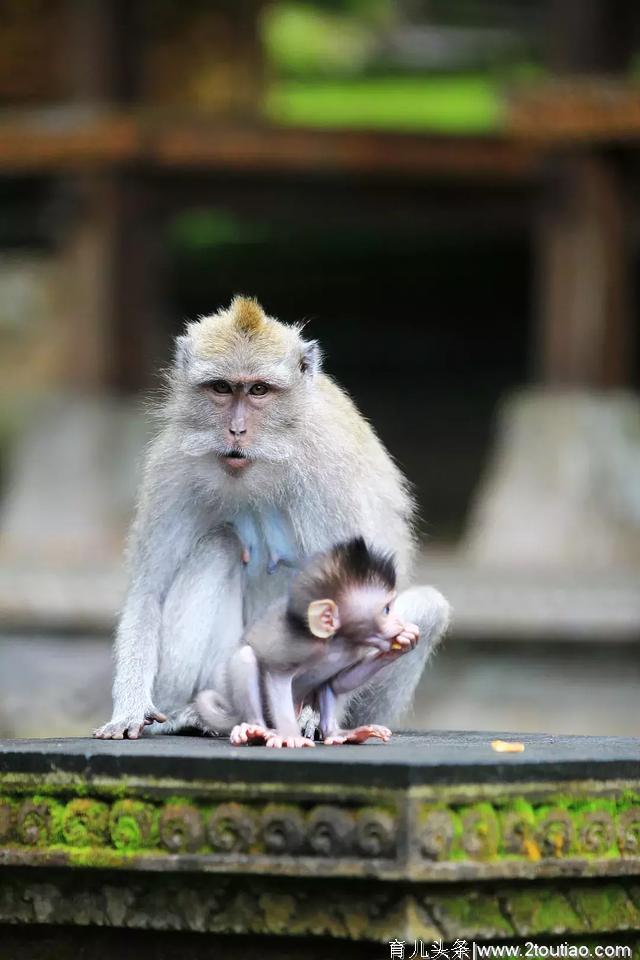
[[229, 426, 247, 436]]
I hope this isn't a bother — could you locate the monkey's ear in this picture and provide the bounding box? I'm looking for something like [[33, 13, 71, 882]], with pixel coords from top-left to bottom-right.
[[174, 334, 194, 372], [307, 599, 340, 639], [299, 340, 322, 377]]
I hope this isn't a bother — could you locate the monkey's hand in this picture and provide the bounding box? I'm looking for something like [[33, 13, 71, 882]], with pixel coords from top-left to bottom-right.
[[93, 705, 167, 740], [384, 622, 420, 656], [324, 724, 391, 745]]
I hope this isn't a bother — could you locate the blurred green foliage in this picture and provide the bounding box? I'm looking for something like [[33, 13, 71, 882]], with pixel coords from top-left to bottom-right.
[[168, 210, 269, 252], [262, 1, 388, 78], [266, 74, 503, 133], [260, 1, 525, 133]]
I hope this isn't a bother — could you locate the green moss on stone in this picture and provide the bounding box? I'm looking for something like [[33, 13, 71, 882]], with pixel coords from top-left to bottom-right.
[[459, 802, 500, 860], [499, 798, 540, 860], [257, 892, 296, 934], [535, 803, 576, 858], [509, 888, 583, 935], [64, 845, 161, 868], [577, 799, 619, 858], [572, 885, 640, 930], [109, 799, 158, 851], [432, 892, 514, 938], [17, 796, 65, 846], [62, 799, 110, 847]]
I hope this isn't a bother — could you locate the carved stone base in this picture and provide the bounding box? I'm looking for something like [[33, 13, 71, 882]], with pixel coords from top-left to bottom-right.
[[2, 870, 640, 943], [2, 732, 640, 946]]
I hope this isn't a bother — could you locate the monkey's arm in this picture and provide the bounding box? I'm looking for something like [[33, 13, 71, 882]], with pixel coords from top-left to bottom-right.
[[330, 623, 420, 695], [95, 459, 200, 739], [316, 625, 419, 746]]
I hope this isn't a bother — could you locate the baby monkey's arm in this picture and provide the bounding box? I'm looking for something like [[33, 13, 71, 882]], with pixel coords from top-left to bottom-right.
[[317, 621, 420, 745], [331, 621, 420, 694]]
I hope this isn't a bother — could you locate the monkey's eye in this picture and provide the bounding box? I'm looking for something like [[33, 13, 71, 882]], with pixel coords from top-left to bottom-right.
[[383, 604, 391, 615], [209, 380, 232, 394], [249, 382, 269, 397]]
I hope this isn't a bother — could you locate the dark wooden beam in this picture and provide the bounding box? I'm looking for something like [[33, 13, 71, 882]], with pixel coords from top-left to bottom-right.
[[0, 112, 542, 179], [535, 152, 634, 386]]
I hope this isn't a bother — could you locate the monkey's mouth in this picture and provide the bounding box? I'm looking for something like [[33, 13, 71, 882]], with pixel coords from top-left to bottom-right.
[[220, 449, 251, 470]]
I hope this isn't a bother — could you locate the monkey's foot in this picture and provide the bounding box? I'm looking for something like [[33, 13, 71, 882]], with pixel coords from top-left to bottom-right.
[[229, 722, 273, 746], [265, 734, 316, 749], [93, 707, 167, 741], [324, 724, 392, 745]]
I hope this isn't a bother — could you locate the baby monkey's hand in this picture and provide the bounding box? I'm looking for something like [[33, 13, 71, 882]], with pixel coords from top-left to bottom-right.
[[387, 621, 420, 654]]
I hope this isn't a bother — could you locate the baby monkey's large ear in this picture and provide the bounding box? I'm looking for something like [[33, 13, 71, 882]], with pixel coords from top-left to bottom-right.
[[307, 599, 340, 639]]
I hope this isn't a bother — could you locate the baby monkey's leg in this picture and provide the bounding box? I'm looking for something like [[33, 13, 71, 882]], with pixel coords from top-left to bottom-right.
[[228, 645, 273, 745], [262, 669, 315, 748], [318, 682, 391, 746]]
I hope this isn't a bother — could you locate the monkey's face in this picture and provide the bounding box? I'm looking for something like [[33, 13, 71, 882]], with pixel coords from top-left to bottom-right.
[[200, 377, 297, 473], [171, 299, 320, 485], [338, 586, 403, 650]]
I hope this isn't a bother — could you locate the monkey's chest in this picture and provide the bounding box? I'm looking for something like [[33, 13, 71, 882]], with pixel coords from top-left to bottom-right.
[[231, 507, 298, 577], [230, 506, 300, 625]]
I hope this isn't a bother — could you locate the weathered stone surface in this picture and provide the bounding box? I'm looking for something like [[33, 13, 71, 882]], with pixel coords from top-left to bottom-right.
[[2, 731, 639, 786]]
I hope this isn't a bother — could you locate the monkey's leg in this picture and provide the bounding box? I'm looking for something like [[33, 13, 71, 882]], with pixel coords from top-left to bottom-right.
[[318, 683, 391, 746], [263, 669, 315, 749], [228, 646, 274, 745], [344, 585, 450, 728]]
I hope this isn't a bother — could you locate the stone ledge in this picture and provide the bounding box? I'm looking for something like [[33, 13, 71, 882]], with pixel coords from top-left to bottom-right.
[[2, 732, 640, 943]]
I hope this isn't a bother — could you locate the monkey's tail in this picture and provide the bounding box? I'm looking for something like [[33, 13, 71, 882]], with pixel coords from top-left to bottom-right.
[[194, 689, 237, 735]]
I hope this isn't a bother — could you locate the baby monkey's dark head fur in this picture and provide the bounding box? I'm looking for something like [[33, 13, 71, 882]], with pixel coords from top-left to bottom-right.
[[288, 537, 398, 642]]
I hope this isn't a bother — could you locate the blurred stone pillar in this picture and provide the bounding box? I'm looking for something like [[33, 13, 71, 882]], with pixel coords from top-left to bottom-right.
[[0, 1, 156, 574], [464, 0, 640, 570], [465, 153, 640, 568]]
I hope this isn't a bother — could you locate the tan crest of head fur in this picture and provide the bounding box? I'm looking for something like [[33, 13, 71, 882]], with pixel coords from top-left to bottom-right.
[[230, 295, 266, 337], [189, 296, 303, 367]]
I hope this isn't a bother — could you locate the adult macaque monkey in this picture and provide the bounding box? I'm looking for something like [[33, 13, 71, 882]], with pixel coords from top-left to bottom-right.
[[196, 537, 418, 748], [94, 296, 449, 740]]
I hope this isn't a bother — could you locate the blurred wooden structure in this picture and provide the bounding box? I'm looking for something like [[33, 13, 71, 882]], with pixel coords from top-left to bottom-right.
[[0, 0, 638, 393], [0, 0, 639, 587]]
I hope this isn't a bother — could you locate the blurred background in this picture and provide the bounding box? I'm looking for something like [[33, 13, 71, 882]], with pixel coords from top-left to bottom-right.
[[0, 0, 639, 739]]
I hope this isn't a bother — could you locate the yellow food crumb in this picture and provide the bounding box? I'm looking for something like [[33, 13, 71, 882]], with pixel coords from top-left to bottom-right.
[[491, 739, 525, 753]]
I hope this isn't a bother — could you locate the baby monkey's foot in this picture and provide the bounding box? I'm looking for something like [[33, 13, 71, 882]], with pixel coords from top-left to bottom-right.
[[229, 722, 273, 746], [265, 733, 316, 749], [324, 724, 392, 745]]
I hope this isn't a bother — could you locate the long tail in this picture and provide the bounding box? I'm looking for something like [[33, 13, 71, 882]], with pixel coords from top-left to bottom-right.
[[195, 689, 237, 735]]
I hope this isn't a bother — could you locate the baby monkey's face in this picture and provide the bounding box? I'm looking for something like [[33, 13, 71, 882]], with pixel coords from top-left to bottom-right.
[[338, 584, 403, 648]]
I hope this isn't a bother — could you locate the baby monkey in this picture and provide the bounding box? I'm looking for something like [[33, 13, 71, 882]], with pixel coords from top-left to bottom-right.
[[196, 537, 419, 748]]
